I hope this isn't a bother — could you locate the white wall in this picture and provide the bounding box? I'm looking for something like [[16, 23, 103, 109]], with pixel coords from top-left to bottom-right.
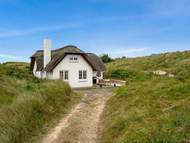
[[33, 61, 42, 78], [50, 54, 93, 88]]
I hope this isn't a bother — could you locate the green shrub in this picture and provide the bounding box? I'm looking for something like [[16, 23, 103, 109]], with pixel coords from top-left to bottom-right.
[[111, 69, 135, 79], [111, 69, 152, 83]]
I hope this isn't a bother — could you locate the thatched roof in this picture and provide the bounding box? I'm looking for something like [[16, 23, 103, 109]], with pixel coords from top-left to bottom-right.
[[30, 45, 106, 72]]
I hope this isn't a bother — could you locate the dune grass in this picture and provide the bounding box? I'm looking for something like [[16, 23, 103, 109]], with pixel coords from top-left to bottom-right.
[[0, 63, 82, 143], [100, 77, 190, 143], [0, 62, 38, 106], [100, 51, 190, 143], [105, 50, 190, 81]]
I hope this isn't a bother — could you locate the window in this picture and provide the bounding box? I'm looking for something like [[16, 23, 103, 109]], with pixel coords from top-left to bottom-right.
[[64, 71, 69, 80], [79, 70, 87, 80], [79, 70, 83, 79], [60, 71, 63, 80], [69, 56, 78, 63], [60, 70, 69, 80], [83, 71, 87, 79]]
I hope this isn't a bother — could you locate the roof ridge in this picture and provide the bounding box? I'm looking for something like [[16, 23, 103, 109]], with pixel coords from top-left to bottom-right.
[[53, 45, 81, 52]]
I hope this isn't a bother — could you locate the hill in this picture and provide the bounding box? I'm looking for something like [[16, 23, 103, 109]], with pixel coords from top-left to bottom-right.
[[100, 51, 190, 143], [105, 50, 190, 81], [0, 62, 81, 143]]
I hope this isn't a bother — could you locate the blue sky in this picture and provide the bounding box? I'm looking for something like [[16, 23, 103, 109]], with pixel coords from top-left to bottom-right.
[[0, 0, 190, 62]]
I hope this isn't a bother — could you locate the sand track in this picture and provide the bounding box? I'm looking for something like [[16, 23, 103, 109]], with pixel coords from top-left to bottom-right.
[[42, 88, 113, 143]]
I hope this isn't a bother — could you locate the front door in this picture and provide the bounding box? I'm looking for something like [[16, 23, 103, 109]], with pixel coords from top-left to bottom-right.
[[93, 77, 97, 84]]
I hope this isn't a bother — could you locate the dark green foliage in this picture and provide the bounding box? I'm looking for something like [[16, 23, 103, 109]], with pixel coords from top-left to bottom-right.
[[111, 69, 152, 82], [111, 69, 135, 78], [100, 54, 114, 63]]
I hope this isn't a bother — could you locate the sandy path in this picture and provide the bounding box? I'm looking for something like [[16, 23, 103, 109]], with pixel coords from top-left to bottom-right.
[[42, 88, 113, 143]]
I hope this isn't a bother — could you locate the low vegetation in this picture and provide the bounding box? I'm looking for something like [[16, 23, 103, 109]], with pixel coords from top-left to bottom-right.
[[0, 62, 82, 143], [100, 51, 190, 143], [105, 51, 190, 80]]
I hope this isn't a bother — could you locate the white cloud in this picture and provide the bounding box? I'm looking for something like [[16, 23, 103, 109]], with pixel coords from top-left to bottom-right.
[[0, 54, 24, 60], [95, 47, 149, 57], [0, 16, 131, 38], [0, 22, 84, 38], [110, 47, 149, 54]]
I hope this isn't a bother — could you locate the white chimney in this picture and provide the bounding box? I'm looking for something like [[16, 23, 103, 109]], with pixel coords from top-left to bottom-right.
[[43, 38, 51, 68]]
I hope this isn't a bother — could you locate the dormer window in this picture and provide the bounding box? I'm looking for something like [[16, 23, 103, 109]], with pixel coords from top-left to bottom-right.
[[69, 56, 78, 63]]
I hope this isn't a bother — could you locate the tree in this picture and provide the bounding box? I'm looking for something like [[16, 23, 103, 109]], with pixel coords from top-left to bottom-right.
[[100, 54, 113, 63]]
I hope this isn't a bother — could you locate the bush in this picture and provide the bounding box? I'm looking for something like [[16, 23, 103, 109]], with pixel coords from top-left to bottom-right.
[[111, 69, 135, 79], [100, 54, 114, 63]]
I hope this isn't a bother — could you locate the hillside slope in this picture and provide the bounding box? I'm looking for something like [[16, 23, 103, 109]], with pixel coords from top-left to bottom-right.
[[100, 51, 190, 143], [105, 50, 190, 81], [0, 62, 82, 143]]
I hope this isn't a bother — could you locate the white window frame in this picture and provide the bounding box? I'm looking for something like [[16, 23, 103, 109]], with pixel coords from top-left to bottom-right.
[[83, 70, 87, 79], [60, 70, 69, 81], [60, 71, 64, 80], [69, 56, 78, 63], [79, 70, 87, 80], [79, 70, 83, 80]]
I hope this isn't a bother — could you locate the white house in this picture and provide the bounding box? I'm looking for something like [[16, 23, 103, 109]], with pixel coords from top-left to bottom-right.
[[30, 39, 106, 88]]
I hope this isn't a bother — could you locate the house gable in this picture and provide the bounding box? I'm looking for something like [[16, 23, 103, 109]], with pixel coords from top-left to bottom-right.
[[52, 54, 93, 88], [44, 53, 96, 72]]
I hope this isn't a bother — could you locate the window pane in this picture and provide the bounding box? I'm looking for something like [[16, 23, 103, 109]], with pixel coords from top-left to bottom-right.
[[60, 71, 63, 80], [83, 71, 87, 79], [79, 70, 82, 79], [64, 71, 68, 80]]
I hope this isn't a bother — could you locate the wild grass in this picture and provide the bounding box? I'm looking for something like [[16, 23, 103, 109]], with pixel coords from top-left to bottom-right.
[[105, 50, 190, 81], [100, 51, 190, 143], [0, 63, 82, 143], [0, 62, 40, 106]]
